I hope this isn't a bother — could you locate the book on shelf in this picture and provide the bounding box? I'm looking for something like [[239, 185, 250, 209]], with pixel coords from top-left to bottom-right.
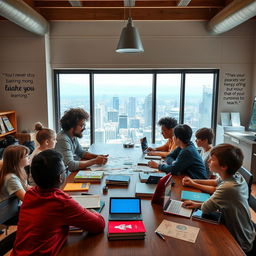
[[181, 191, 210, 202], [108, 220, 146, 240], [0, 118, 6, 134], [135, 183, 156, 198], [63, 182, 90, 192], [2, 116, 14, 131], [192, 209, 222, 224], [139, 172, 165, 183], [74, 171, 104, 183], [105, 175, 130, 185]]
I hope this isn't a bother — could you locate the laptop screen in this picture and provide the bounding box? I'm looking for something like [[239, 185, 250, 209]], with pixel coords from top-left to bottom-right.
[[163, 175, 174, 209], [110, 198, 141, 214], [140, 137, 148, 152]]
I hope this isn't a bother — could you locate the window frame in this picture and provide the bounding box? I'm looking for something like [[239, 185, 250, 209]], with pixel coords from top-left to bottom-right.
[[54, 69, 219, 145]]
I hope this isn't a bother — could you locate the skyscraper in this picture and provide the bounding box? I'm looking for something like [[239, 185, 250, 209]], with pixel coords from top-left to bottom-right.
[[95, 106, 103, 129], [128, 97, 136, 117], [113, 96, 119, 111], [119, 115, 128, 129], [108, 110, 119, 122], [144, 94, 152, 127], [199, 86, 212, 127]]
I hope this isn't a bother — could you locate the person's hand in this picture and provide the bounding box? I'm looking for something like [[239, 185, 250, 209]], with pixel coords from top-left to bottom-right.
[[182, 200, 201, 209], [147, 147, 154, 151], [100, 154, 109, 158], [182, 176, 194, 187], [147, 151, 157, 156], [148, 160, 159, 169], [94, 155, 108, 165]]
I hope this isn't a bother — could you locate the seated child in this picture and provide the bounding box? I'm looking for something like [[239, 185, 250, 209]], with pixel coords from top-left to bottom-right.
[[28, 122, 57, 185], [30, 122, 57, 160], [11, 149, 105, 256], [0, 145, 31, 202], [148, 124, 207, 179], [195, 127, 214, 178], [147, 117, 178, 157], [182, 144, 256, 255]]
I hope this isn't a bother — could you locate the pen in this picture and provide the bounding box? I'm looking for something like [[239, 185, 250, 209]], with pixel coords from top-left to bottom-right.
[[155, 231, 165, 241], [81, 193, 92, 195]]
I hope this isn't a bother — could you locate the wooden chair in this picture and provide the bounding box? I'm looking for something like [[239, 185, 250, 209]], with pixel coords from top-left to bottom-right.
[[0, 196, 19, 255], [237, 166, 253, 197]]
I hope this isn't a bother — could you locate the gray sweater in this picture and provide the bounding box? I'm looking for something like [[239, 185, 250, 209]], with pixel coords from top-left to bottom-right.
[[201, 173, 255, 252], [55, 131, 87, 171]]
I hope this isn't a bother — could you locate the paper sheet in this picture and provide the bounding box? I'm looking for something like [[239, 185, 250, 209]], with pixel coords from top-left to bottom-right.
[[155, 219, 200, 243]]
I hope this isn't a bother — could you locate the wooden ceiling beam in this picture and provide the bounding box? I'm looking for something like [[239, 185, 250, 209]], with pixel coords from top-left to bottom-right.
[[37, 7, 221, 20]]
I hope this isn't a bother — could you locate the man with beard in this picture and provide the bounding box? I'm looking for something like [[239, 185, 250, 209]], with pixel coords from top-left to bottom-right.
[[55, 108, 108, 172]]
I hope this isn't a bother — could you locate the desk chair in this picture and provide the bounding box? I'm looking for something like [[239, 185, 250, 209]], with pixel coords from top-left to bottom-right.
[[249, 195, 256, 213], [0, 196, 19, 255], [237, 167, 253, 198]]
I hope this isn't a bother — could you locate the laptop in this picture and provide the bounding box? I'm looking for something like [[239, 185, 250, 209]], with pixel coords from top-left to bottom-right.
[[109, 197, 142, 221], [140, 137, 149, 154], [163, 177, 192, 218]]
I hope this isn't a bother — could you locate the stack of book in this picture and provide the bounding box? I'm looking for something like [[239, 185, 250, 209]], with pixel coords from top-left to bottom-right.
[[105, 175, 130, 186], [74, 171, 104, 183], [108, 220, 146, 240], [135, 183, 156, 198], [0, 115, 14, 134]]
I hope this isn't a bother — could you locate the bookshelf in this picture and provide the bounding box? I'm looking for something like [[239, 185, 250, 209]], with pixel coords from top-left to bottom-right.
[[0, 111, 17, 138]]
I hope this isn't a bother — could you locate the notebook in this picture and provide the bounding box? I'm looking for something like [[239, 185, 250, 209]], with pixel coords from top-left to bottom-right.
[[135, 183, 156, 197], [108, 220, 146, 240], [74, 171, 104, 183], [181, 191, 210, 202], [109, 197, 142, 221], [72, 195, 100, 208], [106, 175, 130, 185], [144, 155, 162, 160], [63, 182, 90, 192], [163, 178, 192, 218], [139, 172, 165, 183]]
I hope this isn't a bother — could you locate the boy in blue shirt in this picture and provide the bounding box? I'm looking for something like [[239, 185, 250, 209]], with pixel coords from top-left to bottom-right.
[[149, 124, 207, 179]]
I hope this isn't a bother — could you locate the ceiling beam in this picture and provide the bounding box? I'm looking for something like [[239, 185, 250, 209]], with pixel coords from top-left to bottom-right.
[[37, 7, 221, 21]]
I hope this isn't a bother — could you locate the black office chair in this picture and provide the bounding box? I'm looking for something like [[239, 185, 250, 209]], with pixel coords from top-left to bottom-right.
[[237, 166, 253, 198], [0, 196, 19, 255], [249, 195, 256, 213]]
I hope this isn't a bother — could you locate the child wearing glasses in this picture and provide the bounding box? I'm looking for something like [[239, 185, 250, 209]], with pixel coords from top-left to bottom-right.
[[0, 145, 31, 202], [182, 144, 256, 255], [11, 149, 105, 256]]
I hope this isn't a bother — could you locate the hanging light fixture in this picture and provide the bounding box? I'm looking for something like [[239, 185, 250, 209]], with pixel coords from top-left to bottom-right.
[[116, 0, 144, 53]]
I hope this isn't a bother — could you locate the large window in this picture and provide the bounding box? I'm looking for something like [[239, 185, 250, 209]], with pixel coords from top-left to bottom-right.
[[94, 74, 152, 144], [57, 73, 90, 146], [55, 70, 218, 146]]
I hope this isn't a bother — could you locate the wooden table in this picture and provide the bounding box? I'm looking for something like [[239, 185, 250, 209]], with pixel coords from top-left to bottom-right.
[[59, 144, 245, 256]]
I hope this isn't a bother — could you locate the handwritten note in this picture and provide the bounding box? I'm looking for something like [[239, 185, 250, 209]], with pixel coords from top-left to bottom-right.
[[155, 219, 200, 243]]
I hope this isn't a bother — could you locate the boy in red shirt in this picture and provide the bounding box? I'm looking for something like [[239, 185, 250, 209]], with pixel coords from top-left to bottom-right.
[[11, 149, 105, 256]]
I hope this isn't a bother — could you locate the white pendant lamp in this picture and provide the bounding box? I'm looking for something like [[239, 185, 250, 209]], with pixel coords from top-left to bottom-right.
[[116, 9, 144, 53]]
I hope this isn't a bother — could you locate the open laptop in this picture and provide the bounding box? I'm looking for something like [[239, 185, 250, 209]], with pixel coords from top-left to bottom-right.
[[163, 177, 192, 218], [140, 137, 149, 154], [109, 197, 142, 221]]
